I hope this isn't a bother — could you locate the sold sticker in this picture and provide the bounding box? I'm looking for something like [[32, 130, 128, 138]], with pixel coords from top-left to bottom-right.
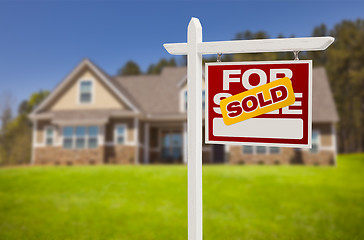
[[220, 77, 295, 126]]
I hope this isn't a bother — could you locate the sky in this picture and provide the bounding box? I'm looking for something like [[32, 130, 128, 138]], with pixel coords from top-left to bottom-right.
[[0, 0, 363, 111]]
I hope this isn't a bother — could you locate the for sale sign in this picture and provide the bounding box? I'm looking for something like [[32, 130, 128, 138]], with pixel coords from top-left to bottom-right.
[[205, 61, 312, 148]]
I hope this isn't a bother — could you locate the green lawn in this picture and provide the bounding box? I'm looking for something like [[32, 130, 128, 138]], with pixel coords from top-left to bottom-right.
[[0, 154, 364, 240]]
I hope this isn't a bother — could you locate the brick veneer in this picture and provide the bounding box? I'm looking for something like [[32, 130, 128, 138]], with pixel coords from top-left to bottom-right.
[[34, 147, 104, 165], [229, 146, 335, 165], [301, 150, 335, 165], [105, 145, 136, 164]]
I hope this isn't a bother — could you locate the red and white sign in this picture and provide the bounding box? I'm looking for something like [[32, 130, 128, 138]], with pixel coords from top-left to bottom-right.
[[205, 61, 312, 148]]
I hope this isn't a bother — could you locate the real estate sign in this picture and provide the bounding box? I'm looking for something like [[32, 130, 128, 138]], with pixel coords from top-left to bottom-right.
[[205, 60, 312, 148]]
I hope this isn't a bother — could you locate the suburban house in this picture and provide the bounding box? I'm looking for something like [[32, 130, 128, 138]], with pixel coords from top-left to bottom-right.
[[29, 59, 339, 165]]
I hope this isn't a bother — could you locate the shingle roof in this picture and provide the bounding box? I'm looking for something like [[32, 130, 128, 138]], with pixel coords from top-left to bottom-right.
[[312, 67, 339, 122], [111, 67, 187, 115], [112, 66, 338, 123], [49, 109, 136, 125]]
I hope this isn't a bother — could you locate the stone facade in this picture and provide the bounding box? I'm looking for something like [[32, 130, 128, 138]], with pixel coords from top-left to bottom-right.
[[228, 146, 335, 165], [34, 145, 138, 165], [301, 150, 335, 165], [32, 120, 336, 166], [34, 146, 104, 165], [229, 146, 293, 165], [105, 145, 136, 164]]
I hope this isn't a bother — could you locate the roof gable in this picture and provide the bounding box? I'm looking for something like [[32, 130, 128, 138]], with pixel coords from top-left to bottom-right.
[[31, 59, 139, 116]]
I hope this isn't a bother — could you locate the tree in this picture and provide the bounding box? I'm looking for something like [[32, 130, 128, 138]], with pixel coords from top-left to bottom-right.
[[117, 61, 141, 76], [324, 19, 364, 153], [147, 58, 177, 75], [233, 31, 294, 62], [0, 91, 14, 131], [0, 90, 49, 165], [307, 24, 329, 66]]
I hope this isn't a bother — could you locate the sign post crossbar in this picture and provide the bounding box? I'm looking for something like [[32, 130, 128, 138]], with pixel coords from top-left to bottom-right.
[[164, 17, 334, 240]]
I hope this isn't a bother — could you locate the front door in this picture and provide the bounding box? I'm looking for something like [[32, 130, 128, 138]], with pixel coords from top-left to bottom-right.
[[161, 131, 182, 163], [212, 144, 225, 163]]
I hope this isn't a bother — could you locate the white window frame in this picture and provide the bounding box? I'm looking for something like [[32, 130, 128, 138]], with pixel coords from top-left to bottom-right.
[[269, 146, 281, 154], [87, 126, 99, 149], [242, 145, 281, 155], [310, 130, 320, 153], [256, 146, 268, 155], [78, 79, 94, 104], [114, 124, 127, 145], [180, 89, 205, 112], [75, 126, 87, 149], [202, 89, 205, 111], [242, 145, 254, 154], [44, 126, 55, 146], [62, 126, 99, 149], [62, 126, 74, 149]]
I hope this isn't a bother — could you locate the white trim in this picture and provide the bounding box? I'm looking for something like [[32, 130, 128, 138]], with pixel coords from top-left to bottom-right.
[[134, 118, 139, 164], [241, 145, 281, 155], [61, 125, 100, 150], [164, 36, 334, 55], [31, 120, 37, 164], [183, 122, 187, 164], [77, 79, 94, 105], [205, 60, 312, 148], [30, 59, 139, 116], [99, 125, 105, 146], [180, 89, 187, 112], [332, 123, 337, 165], [180, 88, 206, 113], [305, 129, 320, 153], [43, 125, 55, 147], [177, 72, 205, 88], [114, 124, 132, 145], [144, 123, 150, 164]]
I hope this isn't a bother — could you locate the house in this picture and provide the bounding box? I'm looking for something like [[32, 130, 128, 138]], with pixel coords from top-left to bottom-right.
[[29, 59, 339, 165]]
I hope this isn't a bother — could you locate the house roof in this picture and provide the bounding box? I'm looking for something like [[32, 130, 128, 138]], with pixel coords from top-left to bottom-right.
[[51, 109, 136, 125], [113, 66, 338, 123], [112, 67, 187, 115], [31, 60, 338, 124], [30, 59, 139, 118], [312, 67, 339, 123]]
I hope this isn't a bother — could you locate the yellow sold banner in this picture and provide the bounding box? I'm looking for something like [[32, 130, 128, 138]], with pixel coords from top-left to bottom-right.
[[220, 77, 295, 126]]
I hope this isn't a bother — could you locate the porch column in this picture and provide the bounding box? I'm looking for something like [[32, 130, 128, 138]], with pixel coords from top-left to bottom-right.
[[31, 119, 37, 165], [144, 123, 150, 164], [134, 118, 139, 164], [183, 122, 187, 164], [98, 125, 105, 146]]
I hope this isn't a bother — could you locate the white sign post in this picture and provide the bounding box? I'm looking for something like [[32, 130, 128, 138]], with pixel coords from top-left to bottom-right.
[[164, 17, 334, 240]]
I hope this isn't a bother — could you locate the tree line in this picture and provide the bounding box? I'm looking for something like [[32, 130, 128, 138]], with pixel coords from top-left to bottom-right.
[[0, 18, 363, 165]]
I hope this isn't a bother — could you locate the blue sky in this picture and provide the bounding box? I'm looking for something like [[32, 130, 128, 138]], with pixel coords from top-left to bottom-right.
[[0, 1, 363, 110]]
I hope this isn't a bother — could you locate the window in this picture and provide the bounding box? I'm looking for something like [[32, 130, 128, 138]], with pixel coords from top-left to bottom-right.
[[202, 90, 205, 110], [115, 125, 126, 145], [184, 90, 188, 111], [256, 146, 267, 154], [88, 126, 98, 149], [62, 126, 99, 149], [243, 145, 253, 154], [183, 90, 206, 111], [45, 127, 54, 146], [269, 147, 280, 154], [63, 127, 73, 149], [79, 81, 92, 103], [75, 126, 86, 149], [310, 131, 320, 153]]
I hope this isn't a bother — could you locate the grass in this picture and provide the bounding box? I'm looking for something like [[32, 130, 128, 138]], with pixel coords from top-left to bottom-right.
[[0, 154, 364, 240]]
